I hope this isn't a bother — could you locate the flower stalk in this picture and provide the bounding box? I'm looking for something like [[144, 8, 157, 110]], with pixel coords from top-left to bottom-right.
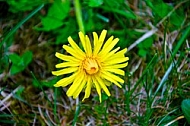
[[74, 0, 85, 33]]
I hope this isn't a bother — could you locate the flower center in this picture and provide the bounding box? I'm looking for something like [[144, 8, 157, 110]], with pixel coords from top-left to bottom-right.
[[83, 58, 99, 75]]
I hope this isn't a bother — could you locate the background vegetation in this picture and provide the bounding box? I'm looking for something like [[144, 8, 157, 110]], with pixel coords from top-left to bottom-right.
[[0, 0, 190, 125]]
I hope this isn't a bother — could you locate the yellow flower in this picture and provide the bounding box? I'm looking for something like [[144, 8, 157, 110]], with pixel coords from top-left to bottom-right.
[[52, 30, 129, 102]]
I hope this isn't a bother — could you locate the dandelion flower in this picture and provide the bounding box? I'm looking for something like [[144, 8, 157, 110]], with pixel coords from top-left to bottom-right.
[[52, 30, 129, 102]]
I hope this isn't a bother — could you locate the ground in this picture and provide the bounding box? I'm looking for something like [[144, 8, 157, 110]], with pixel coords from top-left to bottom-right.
[[0, 0, 190, 125]]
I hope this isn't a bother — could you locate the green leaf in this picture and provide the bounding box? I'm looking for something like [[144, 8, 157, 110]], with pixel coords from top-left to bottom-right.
[[101, 93, 109, 101], [145, 0, 154, 9], [39, 16, 64, 31], [0, 55, 9, 73], [93, 93, 109, 102], [48, 0, 70, 20], [137, 36, 154, 57], [138, 37, 153, 49], [94, 105, 106, 115], [9, 53, 21, 64], [138, 49, 147, 57], [21, 50, 33, 66], [170, 9, 185, 27], [9, 51, 33, 75], [103, 6, 136, 19], [181, 99, 190, 124], [41, 79, 57, 87], [10, 64, 24, 75], [38, 0, 70, 31], [103, 0, 136, 19], [32, 78, 58, 88], [7, 0, 44, 13], [54, 19, 77, 44], [156, 3, 172, 18], [88, 0, 103, 7]]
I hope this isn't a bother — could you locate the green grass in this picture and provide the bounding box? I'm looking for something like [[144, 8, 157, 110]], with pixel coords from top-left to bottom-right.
[[0, 0, 190, 125]]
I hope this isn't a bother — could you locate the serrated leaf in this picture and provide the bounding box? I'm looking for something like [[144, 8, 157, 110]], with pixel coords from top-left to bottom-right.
[[38, 0, 70, 31], [48, 0, 70, 20], [181, 99, 190, 124]]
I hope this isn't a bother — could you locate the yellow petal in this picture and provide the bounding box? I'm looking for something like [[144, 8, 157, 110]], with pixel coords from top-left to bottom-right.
[[102, 71, 124, 83], [104, 57, 129, 65], [99, 37, 119, 55], [73, 77, 87, 98], [63, 45, 85, 60], [99, 47, 120, 62], [95, 76, 111, 96], [98, 36, 113, 54], [54, 73, 77, 87], [103, 71, 124, 83], [66, 72, 85, 97], [82, 76, 92, 101], [52, 67, 78, 76], [79, 32, 87, 52], [101, 71, 124, 88], [68, 36, 85, 56], [103, 68, 125, 76], [108, 48, 127, 60], [55, 52, 80, 62], [92, 32, 98, 52], [55, 62, 79, 68], [93, 30, 107, 55], [103, 62, 128, 69], [85, 35, 92, 56], [92, 76, 102, 102], [104, 79, 111, 86], [99, 30, 107, 44]]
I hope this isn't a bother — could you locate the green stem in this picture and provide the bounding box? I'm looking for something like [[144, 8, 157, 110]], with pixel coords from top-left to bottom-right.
[[72, 98, 80, 126], [72, 1, 84, 125], [74, 0, 85, 34]]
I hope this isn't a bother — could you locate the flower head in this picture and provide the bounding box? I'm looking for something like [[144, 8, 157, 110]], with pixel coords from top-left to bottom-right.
[[52, 30, 129, 102]]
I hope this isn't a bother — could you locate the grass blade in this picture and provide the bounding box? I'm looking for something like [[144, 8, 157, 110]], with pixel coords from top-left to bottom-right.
[[0, 4, 44, 48]]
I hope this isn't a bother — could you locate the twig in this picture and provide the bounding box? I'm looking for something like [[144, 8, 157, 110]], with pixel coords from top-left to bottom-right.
[[38, 104, 52, 126], [0, 85, 23, 107], [165, 116, 184, 126], [128, 28, 158, 51]]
